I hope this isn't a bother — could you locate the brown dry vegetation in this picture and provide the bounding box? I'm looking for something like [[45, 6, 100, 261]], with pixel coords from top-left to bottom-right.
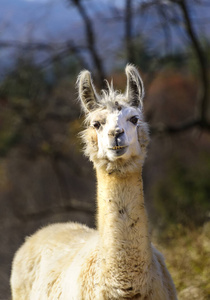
[[155, 223, 210, 300]]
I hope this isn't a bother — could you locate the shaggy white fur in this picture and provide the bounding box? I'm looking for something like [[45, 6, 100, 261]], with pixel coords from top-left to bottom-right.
[[10, 64, 177, 300]]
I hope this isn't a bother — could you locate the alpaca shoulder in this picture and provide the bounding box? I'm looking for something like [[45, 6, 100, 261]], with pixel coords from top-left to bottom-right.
[[11, 222, 98, 300]]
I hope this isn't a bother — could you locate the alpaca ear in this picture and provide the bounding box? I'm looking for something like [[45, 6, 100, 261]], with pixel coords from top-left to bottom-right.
[[125, 64, 145, 108], [77, 70, 99, 112]]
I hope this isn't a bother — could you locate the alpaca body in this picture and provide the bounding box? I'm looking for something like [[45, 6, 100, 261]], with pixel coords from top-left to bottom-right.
[[11, 65, 177, 299], [11, 172, 175, 299]]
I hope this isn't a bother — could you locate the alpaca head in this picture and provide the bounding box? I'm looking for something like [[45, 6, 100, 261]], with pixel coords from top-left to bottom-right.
[[77, 64, 149, 174]]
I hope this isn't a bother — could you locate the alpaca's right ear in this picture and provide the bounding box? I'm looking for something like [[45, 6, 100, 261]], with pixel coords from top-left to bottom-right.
[[125, 64, 145, 109], [77, 70, 99, 112]]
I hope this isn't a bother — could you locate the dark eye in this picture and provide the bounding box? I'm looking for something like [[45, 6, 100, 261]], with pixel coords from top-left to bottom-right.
[[93, 121, 101, 129], [129, 116, 139, 125]]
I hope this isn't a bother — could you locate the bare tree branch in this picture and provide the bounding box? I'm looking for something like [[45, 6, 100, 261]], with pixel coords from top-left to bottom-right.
[[125, 0, 135, 64], [71, 0, 106, 88], [40, 42, 88, 70], [173, 0, 209, 122], [0, 40, 88, 70], [0, 40, 58, 51], [156, 4, 173, 55]]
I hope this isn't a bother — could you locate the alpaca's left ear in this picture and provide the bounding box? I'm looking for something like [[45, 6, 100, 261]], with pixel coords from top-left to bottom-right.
[[77, 70, 99, 112], [125, 64, 145, 108]]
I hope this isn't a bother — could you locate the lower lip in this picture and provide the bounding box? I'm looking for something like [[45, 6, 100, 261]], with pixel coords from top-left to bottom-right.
[[108, 146, 128, 156]]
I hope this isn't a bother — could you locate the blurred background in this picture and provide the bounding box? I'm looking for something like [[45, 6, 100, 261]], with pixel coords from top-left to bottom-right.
[[0, 0, 210, 299]]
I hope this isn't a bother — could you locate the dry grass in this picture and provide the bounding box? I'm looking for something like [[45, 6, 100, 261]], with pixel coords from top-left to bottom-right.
[[154, 222, 210, 300]]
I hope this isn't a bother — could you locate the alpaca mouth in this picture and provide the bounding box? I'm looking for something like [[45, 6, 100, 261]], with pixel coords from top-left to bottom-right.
[[110, 145, 127, 150], [108, 145, 128, 156]]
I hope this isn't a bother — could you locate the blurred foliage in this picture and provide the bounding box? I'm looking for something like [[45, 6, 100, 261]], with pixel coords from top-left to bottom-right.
[[0, 54, 82, 99], [0, 105, 21, 156], [48, 55, 82, 85], [119, 34, 210, 86], [153, 154, 210, 229], [160, 39, 210, 74], [130, 38, 155, 72], [0, 55, 82, 157], [118, 36, 157, 72], [0, 57, 49, 99], [0, 57, 49, 155], [187, 39, 210, 76], [159, 53, 186, 70]]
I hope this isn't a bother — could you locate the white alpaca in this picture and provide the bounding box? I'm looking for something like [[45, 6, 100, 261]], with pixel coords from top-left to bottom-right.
[[10, 65, 177, 300]]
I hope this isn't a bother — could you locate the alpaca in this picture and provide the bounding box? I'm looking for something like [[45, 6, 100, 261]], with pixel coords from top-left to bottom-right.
[[10, 65, 177, 300]]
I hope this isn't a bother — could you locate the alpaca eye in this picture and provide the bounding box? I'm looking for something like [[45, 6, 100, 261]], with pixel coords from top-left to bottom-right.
[[93, 121, 101, 129], [129, 116, 139, 125]]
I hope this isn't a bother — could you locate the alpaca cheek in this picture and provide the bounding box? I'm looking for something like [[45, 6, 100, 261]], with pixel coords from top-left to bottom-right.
[[89, 128, 98, 151], [95, 131, 109, 158]]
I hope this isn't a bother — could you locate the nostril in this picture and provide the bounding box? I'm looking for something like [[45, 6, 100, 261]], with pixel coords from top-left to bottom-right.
[[115, 128, 124, 137], [108, 128, 124, 137]]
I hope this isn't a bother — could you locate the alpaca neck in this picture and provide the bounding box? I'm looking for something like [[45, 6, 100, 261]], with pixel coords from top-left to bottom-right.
[[96, 167, 152, 295]]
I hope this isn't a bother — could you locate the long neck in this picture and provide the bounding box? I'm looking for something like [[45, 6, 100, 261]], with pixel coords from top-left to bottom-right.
[[96, 167, 152, 294]]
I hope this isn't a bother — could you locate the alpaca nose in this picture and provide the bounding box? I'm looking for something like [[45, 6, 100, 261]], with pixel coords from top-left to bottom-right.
[[108, 127, 124, 138], [115, 128, 124, 138]]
